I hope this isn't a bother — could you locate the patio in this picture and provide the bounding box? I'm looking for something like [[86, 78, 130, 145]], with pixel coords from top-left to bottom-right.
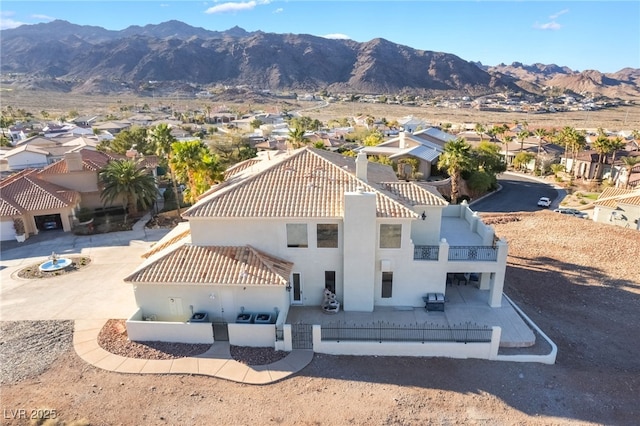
[[286, 285, 535, 348]]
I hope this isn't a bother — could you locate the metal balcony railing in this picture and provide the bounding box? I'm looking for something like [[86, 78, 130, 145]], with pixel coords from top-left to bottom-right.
[[413, 245, 439, 260], [448, 246, 498, 261]]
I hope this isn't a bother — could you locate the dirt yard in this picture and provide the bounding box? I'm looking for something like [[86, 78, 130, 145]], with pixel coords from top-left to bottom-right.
[[2, 212, 639, 426]]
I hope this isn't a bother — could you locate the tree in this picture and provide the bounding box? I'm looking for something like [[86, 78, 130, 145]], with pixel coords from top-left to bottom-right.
[[471, 141, 506, 176], [0, 114, 15, 141], [437, 138, 472, 204], [513, 152, 535, 171], [474, 123, 486, 142], [101, 126, 150, 155], [99, 159, 157, 224], [556, 126, 586, 174], [592, 134, 611, 180], [363, 130, 383, 146], [502, 135, 514, 167], [149, 123, 181, 216], [533, 128, 548, 173], [607, 137, 626, 183], [620, 156, 640, 188], [288, 127, 308, 149], [170, 140, 224, 204], [516, 129, 531, 153]]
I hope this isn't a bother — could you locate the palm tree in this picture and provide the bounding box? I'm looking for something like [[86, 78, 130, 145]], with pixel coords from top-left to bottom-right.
[[502, 135, 514, 168], [170, 140, 223, 204], [149, 123, 181, 216], [592, 134, 611, 180], [437, 138, 472, 204], [516, 129, 531, 154], [620, 156, 640, 188], [607, 137, 626, 183], [288, 127, 307, 149], [474, 123, 485, 142], [533, 128, 548, 173], [99, 159, 157, 224]]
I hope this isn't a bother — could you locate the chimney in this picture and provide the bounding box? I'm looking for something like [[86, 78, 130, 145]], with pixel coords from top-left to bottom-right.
[[65, 152, 83, 172], [356, 151, 368, 182], [399, 131, 406, 149]]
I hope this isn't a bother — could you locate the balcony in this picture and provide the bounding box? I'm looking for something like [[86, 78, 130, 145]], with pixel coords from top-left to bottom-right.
[[414, 245, 498, 261]]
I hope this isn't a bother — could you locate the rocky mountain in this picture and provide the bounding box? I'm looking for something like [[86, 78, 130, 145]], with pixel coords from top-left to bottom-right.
[[1, 20, 638, 99], [484, 63, 640, 100]]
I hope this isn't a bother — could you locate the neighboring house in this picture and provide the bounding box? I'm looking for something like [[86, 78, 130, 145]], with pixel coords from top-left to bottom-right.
[[0, 169, 80, 241], [92, 121, 131, 135], [359, 129, 456, 179], [592, 187, 640, 230], [123, 148, 510, 351], [398, 115, 431, 133], [2, 145, 50, 170], [38, 149, 159, 211]]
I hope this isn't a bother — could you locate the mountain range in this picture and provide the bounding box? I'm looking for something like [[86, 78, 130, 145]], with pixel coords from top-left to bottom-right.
[[1, 20, 639, 100]]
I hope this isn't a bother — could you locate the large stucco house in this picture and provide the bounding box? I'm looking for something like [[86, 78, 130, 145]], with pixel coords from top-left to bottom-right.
[[122, 147, 536, 362]]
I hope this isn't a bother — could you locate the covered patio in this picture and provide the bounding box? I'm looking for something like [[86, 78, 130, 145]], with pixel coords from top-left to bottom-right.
[[286, 285, 535, 348]]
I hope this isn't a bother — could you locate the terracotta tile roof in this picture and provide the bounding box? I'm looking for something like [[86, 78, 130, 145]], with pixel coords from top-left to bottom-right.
[[0, 169, 79, 216], [39, 149, 121, 174], [141, 225, 192, 259], [183, 148, 419, 219], [595, 188, 640, 208], [379, 182, 448, 206], [125, 244, 293, 286], [223, 158, 262, 180]]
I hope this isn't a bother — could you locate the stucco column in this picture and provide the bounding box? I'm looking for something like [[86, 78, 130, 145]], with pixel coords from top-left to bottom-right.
[[343, 189, 376, 312], [488, 239, 508, 307]]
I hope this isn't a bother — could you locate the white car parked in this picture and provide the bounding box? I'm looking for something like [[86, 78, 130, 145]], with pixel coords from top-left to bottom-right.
[[537, 197, 551, 208]]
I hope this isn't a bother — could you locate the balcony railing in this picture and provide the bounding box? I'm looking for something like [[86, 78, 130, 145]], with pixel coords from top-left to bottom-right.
[[413, 245, 439, 260], [413, 245, 498, 261], [448, 246, 498, 261]]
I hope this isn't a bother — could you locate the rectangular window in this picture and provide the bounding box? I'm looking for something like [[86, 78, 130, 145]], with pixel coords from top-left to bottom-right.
[[382, 272, 393, 298], [286, 224, 308, 248], [317, 224, 339, 248], [380, 224, 402, 248], [325, 271, 336, 293], [292, 273, 301, 302]]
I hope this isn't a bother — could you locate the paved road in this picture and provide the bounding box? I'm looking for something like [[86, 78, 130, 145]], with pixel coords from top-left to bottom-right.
[[472, 172, 563, 213]]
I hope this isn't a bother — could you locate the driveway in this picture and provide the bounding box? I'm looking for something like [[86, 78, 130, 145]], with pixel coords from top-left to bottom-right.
[[0, 224, 171, 321]]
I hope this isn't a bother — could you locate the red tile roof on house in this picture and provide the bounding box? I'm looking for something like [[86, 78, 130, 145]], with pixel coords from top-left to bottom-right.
[[184, 148, 428, 219], [595, 188, 640, 208], [125, 244, 293, 286], [0, 169, 79, 216]]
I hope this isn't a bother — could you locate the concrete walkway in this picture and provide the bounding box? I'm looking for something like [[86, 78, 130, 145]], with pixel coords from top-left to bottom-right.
[[1, 215, 313, 384], [74, 319, 313, 384]]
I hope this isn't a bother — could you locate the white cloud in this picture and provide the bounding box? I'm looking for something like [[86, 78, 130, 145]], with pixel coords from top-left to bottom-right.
[[533, 21, 562, 31], [322, 33, 351, 40], [273, 7, 283, 14], [30, 14, 55, 21], [549, 9, 569, 20], [205, 0, 270, 14], [0, 12, 26, 30]]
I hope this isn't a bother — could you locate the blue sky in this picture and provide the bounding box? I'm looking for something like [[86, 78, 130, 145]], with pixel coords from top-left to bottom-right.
[[1, 1, 638, 73]]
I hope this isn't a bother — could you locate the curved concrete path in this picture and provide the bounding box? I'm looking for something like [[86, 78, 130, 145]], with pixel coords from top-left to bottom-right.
[[73, 319, 313, 385]]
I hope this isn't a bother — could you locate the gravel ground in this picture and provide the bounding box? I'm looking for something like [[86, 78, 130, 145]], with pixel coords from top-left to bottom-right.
[[1, 212, 639, 425], [0, 320, 73, 385]]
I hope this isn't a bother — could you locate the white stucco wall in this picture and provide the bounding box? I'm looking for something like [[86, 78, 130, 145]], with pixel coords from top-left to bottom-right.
[[132, 283, 287, 324]]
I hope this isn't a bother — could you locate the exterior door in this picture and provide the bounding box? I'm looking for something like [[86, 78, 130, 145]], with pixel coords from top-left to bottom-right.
[[220, 289, 235, 322], [291, 273, 303, 305]]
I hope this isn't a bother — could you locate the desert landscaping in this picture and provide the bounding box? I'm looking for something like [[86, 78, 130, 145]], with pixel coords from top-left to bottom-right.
[[1, 210, 639, 426]]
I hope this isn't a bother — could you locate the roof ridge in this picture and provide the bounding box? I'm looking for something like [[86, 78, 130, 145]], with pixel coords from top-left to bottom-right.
[[246, 245, 290, 285]]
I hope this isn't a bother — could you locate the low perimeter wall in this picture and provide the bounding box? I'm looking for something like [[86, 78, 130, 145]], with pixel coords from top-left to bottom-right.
[[126, 309, 214, 344], [228, 323, 276, 347]]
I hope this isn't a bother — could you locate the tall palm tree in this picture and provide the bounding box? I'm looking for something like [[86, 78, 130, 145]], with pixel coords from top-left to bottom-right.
[[437, 138, 472, 204], [517, 129, 531, 154], [620, 156, 640, 188], [533, 128, 548, 173], [99, 159, 157, 224], [149, 123, 181, 215], [608, 137, 627, 183], [170, 140, 223, 204], [474, 123, 485, 142], [288, 127, 307, 149], [592, 134, 611, 180], [502, 135, 514, 167]]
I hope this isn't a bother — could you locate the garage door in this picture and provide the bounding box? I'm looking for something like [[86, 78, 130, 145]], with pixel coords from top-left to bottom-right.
[[1, 220, 16, 241]]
